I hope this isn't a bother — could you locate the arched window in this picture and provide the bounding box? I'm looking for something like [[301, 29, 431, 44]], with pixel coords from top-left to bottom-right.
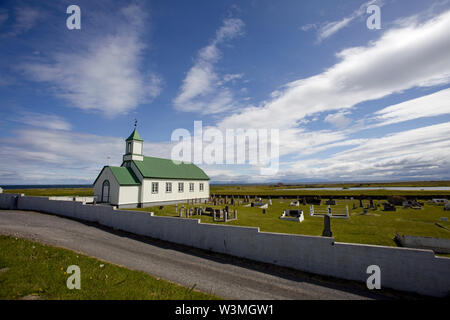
[[102, 180, 110, 203]]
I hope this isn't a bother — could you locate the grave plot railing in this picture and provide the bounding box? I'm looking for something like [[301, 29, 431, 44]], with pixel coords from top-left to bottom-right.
[[310, 205, 349, 219]]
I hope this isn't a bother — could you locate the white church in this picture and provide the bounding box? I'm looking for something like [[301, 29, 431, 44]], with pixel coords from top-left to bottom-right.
[[93, 127, 210, 208]]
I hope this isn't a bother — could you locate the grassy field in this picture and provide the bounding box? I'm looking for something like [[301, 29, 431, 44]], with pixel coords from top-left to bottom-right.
[[3, 181, 450, 198], [129, 199, 450, 251], [0, 235, 219, 300], [210, 185, 450, 197], [3, 188, 94, 197], [3, 184, 449, 255]]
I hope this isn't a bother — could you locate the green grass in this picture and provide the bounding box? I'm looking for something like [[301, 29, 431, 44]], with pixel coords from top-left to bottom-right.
[[210, 185, 450, 197], [129, 199, 450, 251], [5, 181, 450, 198], [0, 235, 219, 300], [4, 188, 94, 197]]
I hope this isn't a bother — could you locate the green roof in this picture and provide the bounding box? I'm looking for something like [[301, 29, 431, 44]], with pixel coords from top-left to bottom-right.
[[126, 128, 143, 141], [132, 156, 209, 180], [109, 166, 141, 185]]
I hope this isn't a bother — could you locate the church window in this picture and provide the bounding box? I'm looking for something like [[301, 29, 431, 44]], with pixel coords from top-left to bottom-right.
[[189, 183, 194, 192], [152, 182, 159, 194], [178, 182, 184, 192], [166, 182, 172, 193]]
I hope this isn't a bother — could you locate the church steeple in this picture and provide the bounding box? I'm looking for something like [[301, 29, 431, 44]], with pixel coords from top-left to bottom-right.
[[123, 123, 144, 162]]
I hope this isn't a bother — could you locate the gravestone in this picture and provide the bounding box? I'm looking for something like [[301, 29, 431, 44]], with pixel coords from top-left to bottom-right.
[[262, 209, 266, 214], [205, 207, 214, 216], [359, 198, 363, 207], [286, 209, 302, 217], [383, 203, 396, 211], [352, 202, 356, 210], [302, 197, 307, 205], [322, 214, 333, 237]]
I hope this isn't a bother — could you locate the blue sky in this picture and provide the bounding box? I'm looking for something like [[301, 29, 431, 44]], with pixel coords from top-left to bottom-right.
[[0, 0, 450, 184]]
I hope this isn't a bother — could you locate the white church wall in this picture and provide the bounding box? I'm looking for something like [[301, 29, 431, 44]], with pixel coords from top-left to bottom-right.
[[93, 167, 120, 205], [118, 186, 140, 205], [4, 192, 450, 298], [141, 179, 209, 205]]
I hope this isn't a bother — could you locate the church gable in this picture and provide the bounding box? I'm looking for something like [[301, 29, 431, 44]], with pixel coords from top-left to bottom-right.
[[94, 166, 140, 186]]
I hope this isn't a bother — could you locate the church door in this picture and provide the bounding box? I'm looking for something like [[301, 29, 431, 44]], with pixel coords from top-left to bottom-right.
[[102, 180, 110, 203]]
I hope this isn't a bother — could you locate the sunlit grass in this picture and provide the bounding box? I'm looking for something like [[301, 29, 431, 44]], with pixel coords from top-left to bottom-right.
[[0, 235, 220, 300]]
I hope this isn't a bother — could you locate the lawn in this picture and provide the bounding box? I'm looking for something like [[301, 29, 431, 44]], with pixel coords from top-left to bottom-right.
[[4, 181, 450, 198], [210, 184, 450, 197], [129, 198, 450, 250], [4, 188, 94, 197], [0, 235, 219, 300]]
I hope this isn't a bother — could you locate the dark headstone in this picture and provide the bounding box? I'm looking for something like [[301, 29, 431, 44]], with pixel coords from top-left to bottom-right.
[[322, 214, 333, 237], [383, 203, 396, 211], [287, 209, 302, 217]]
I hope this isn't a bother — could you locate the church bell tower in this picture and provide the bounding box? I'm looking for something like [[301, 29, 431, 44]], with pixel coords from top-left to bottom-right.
[[123, 123, 144, 163]]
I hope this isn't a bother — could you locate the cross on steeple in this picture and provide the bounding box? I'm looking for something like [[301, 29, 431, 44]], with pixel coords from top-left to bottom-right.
[[134, 118, 137, 128]]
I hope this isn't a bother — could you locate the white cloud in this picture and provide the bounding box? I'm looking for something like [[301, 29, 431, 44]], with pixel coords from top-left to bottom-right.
[[205, 9, 450, 181], [173, 18, 245, 114], [12, 112, 72, 131], [324, 111, 352, 128], [222, 73, 245, 83], [219, 10, 450, 132], [287, 122, 450, 180], [374, 88, 450, 126], [318, 17, 353, 41], [315, 0, 382, 42], [20, 4, 161, 117], [0, 127, 173, 185]]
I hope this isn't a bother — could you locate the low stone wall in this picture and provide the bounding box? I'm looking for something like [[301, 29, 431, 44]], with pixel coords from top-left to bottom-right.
[[1, 193, 449, 298], [396, 234, 450, 254], [0, 193, 21, 210], [48, 196, 94, 203]]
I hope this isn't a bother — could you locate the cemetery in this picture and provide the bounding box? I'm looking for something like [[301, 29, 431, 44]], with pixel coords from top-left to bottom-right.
[[130, 195, 450, 254]]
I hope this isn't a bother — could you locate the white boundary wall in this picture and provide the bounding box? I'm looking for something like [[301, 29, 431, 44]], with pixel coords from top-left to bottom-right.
[[1, 193, 449, 298]]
